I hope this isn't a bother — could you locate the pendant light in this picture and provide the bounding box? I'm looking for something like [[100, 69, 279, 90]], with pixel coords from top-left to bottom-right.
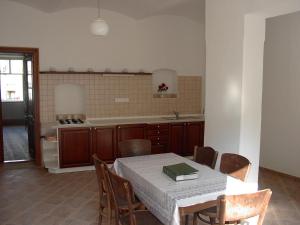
[[90, 0, 109, 36]]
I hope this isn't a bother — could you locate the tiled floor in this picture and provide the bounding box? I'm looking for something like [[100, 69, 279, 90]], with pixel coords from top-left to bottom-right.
[[0, 163, 299, 225], [3, 126, 30, 162]]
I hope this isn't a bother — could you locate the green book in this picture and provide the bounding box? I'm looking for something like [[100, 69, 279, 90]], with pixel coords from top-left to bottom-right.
[[163, 163, 198, 181]]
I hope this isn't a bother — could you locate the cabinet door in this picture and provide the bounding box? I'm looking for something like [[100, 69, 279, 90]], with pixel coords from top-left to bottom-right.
[[169, 123, 185, 155], [184, 122, 205, 156], [117, 124, 146, 141], [93, 127, 115, 163], [116, 124, 146, 157], [59, 128, 92, 168]]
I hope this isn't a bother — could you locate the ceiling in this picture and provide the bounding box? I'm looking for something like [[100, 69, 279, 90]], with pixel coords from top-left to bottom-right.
[[9, 0, 205, 22]]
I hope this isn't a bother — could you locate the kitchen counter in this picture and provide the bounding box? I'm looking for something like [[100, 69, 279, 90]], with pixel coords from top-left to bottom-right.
[[41, 114, 205, 173], [42, 114, 205, 129]]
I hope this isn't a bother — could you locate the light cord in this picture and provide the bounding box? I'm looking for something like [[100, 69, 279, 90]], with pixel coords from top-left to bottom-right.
[[97, 0, 100, 17]]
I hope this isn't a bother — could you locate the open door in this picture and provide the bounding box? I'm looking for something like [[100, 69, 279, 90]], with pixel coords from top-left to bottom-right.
[[0, 72, 3, 162], [23, 54, 35, 159], [0, 47, 40, 165]]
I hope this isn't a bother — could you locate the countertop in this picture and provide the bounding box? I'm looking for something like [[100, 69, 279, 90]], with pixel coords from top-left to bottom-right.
[[42, 114, 205, 130]]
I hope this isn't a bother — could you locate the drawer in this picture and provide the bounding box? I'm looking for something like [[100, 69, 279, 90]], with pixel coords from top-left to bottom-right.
[[147, 129, 169, 136], [147, 123, 169, 130], [151, 139, 168, 146], [148, 135, 169, 142], [151, 144, 168, 154]]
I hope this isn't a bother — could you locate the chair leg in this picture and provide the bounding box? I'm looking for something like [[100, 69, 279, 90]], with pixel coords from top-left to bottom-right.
[[98, 210, 103, 225], [209, 217, 216, 225], [185, 215, 189, 225], [193, 213, 198, 225]]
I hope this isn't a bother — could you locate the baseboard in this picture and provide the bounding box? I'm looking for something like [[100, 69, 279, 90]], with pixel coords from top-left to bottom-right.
[[3, 119, 25, 126], [259, 166, 300, 181]]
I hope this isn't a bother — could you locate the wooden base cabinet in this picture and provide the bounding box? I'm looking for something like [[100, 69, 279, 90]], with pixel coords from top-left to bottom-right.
[[116, 124, 146, 156], [59, 127, 116, 168], [169, 121, 205, 156], [169, 123, 185, 155], [146, 124, 169, 154], [59, 128, 92, 168], [184, 122, 204, 156], [92, 127, 116, 163], [58, 121, 204, 168]]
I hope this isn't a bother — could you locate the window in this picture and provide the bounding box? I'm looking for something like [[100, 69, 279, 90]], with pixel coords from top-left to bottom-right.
[[0, 59, 24, 102]]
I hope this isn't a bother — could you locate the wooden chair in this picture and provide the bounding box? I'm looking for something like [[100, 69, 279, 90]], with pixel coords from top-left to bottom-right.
[[118, 139, 151, 158], [188, 189, 272, 225], [93, 154, 113, 225], [196, 153, 252, 224], [193, 146, 218, 169], [220, 153, 251, 182], [105, 168, 163, 225]]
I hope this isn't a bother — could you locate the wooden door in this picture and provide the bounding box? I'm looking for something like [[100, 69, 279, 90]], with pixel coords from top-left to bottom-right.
[[59, 128, 92, 168], [23, 54, 36, 159], [169, 123, 185, 155], [92, 127, 115, 163], [184, 121, 205, 156], [0, 47, 40, 164]]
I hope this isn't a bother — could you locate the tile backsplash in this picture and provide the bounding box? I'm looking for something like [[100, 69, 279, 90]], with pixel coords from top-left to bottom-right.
[[39, 74, 203, 122]]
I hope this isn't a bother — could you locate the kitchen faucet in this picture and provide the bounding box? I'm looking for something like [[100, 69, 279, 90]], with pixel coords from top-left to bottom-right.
[[173, 111, 179, 120]]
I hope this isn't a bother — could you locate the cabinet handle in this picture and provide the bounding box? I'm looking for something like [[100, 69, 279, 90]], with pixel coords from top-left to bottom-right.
[[157, 125, 160, 128], [158, 131, 160, 134], [157, 137, 160, 140]]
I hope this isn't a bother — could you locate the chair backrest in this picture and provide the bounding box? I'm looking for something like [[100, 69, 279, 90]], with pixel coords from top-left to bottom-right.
[[193, 146, 218, 169], [118, 139, 151, 158], [218, 189, 272, 225], [105, 168, 137, 225], [220, 153, 251, 181], [178, 189, 272, 225], [93, 154, 110, 196]]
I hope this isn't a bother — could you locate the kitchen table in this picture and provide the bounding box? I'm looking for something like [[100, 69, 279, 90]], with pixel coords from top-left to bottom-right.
[[113, 153, 257, 225]]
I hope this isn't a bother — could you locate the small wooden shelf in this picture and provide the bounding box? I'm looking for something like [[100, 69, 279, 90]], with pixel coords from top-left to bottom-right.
[[153, 93, 177, 98], [40, 71, 152, 75]]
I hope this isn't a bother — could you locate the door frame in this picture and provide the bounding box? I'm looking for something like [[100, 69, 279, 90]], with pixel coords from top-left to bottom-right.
[[0, 47, 41, 165]]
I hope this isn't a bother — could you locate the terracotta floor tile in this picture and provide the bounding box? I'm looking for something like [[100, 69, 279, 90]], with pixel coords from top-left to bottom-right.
[[0, 163, 299, 225]]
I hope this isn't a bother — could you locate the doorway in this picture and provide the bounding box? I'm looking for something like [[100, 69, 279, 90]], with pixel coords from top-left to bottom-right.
[[0, 47, 40, 165]]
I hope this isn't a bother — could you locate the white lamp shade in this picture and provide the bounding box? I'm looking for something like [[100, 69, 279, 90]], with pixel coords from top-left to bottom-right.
[[90, 18, 109, 36]]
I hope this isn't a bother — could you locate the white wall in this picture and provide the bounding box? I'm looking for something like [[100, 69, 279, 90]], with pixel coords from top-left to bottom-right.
[[205, 0, 300, 184], [260, 12, 300, 178], [205, 0, 245, 166], [0, 0, 205, 76]]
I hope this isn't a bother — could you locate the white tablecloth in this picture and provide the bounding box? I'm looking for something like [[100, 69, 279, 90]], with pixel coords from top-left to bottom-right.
[[114, 153, 257, 225]]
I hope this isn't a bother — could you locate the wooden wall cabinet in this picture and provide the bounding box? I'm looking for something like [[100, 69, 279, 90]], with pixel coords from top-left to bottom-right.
[[59, 127, 92, 168]]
